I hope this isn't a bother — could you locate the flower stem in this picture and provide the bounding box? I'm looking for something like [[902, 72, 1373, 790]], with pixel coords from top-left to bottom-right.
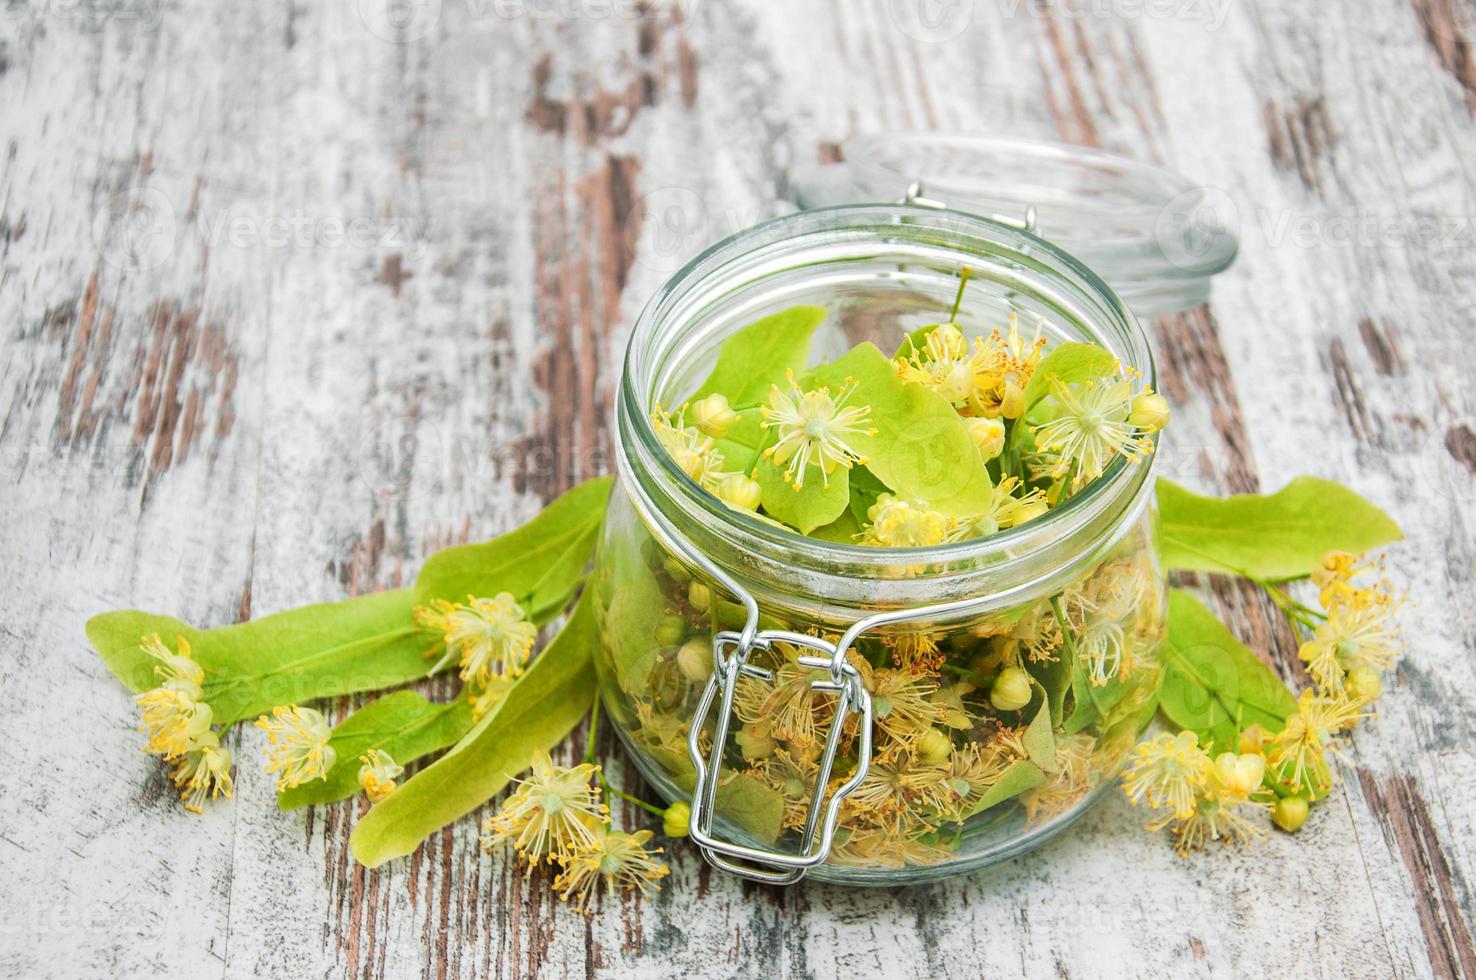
[[949, 267, 973, 322], [598, 772, 665, 817], [583, 696, 601, 766]]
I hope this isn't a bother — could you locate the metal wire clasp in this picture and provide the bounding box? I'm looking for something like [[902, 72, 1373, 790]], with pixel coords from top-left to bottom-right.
[[686, 628, 872, 884]]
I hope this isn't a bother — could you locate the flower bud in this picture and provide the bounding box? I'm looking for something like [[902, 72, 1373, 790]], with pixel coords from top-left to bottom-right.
[[989, 667, 1034, 712], [677, 639, 711, 682], [687, 582, 711, 611], [716, 473, 763, 512], [1346, 667, 1382, 701], [916, 728, 953, 764], [655, 614, 686, 647], [965, 417, 1007, 461], [1239, 724, 1269, 755], [736, 721, 776, 760], [662, 800, 692, 838], [998, 377, 1026, 420], [1014, 497, 1050, 526], [661, 556, 692, 582], [1129, 391, 1171, 432], [1213, 751, 1266, 798], [692, 393, 739, 438], [1272, 795, 1310, 833]]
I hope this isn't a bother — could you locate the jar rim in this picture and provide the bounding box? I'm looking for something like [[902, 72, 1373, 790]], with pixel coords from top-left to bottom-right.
[[616, 204, 1158, 581]]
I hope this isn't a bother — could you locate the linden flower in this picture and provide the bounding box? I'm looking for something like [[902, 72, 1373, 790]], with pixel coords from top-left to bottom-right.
[[553, 828, 669, 913], [415, 593, 537, 686], [938, 742, 1008, 819], [860, 494, 952, 548], [733, 647, 826, 748], [857, 662, 938, 741], [971, 314, 1047, 419], [171, 731, 234, 814], [481, 749, 605, 864], [1311, 551, 1392, 611], [751, 748, 821, 831], [651, 405, 728, 489], [760, 373, 874, 488], [1267, 691, 1366, 797], [1023, 734, 1097, 828], [1171, 794, 1268, 856], [847, 744, 952, 819], [1298, 601, 1402, 695], [1121, 731, 1213, 820], [136, 633, 213, 759], [894, 323, 994, 407], [358, 749, 404, 804], [467, 673, 517, 721], [254, 705, 336, 790], [137, 687, 214, 760], [831, 827, 953, 869], [1034, 375, 1152, 486], [946, 477, 1049, 541]]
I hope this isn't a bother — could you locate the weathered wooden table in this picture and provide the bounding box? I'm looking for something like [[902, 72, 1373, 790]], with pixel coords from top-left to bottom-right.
[[4, 1, 1475, 976]]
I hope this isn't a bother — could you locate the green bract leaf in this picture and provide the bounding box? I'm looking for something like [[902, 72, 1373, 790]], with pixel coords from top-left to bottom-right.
[[415, 476, 610, 614], [1160, 590, 1299, 745], [1023, 700, 1057, 772], [754, 455, 850, 533], [349, 593, 598, 868], [278, 692, 474, 810], [810, 343, 992, 517], [965, 760, 1046, 817], [809, 508, 861, 544], [691, 305, 828, 409], [645, 746, 785, 845], [1022, 341, 1116, 412], [599, 537, 672, 695], [1156, 477, 1402, 581], [87, 591, 430, 726], [1024, 643, 1072, 727]]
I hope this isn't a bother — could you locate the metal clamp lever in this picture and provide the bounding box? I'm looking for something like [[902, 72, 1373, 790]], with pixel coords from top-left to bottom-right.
[[686, 629, 872, 884]]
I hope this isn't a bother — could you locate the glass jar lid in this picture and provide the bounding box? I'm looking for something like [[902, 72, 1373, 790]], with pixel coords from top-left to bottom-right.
[[792, 132, 1238, 318]]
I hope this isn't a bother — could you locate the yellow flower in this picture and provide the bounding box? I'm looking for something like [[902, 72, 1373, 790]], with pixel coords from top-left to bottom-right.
[[937, 742, 1009, 819], [1121, 731, 1213, 820], [965, 416, 1007, 461], [254, 705, 336, 790], [1267, 691, 1365, 797], [1171, 794, 1268, 856], [831, 826, 954, 869], [760, 372, 874, 488], [137, 687, 214, 759], [979, 316, 1048, 419], [1023, 734, 1097, 828], [733, 647, 825, 748], [858, 662, 938, 741], [751, 748, 821, 831], [651, 404, 729, 489], [887, 630, 947, 676], [135, 633, 212, 759], [481, 749, 605, 864], [415, 593, 537, 686], [1034, 375, 1152, 486], [1298, 601, 1401, 696], [948, 478, 1049, 542], [553, 827, 669, 912], [859, 494, 952, 548], [895, 323, 995, 407], [358, 749, 404, 803], [847, 743, 952, 819], [171, 731, 234, 814], [468, 673, 517, 721]]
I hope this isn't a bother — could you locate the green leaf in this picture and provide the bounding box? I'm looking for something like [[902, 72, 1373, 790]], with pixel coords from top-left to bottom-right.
[[1062, 664, 1100, 735], [964, 760, 1046, 817], [278, 692, 474, 810], [691, 305, 828, 409], [350, 593, 598, 868], [1024, 648, 1072, 727], [810, 343, 992, 517], [598, 534, 672, 695], [415, 477, 610, 611], [87, 591, 430, 726], [754, 455, 850, 533], [645, 746, 785, 845], [1156, 477, 1402, 581], [809, 509, 861, 544], [1022, 341, 1116, 411], [1022, 700, 1057, 772], [1161, 590, 1298, 741]]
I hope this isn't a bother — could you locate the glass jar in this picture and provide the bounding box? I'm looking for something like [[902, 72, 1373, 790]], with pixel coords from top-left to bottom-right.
[[592, 204, 1166, 885]]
